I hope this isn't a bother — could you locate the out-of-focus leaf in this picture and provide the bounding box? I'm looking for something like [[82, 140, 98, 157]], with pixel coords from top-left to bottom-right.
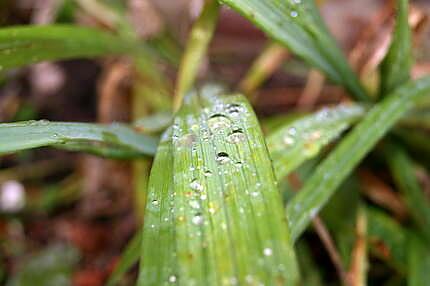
[[296, 240, 323, 286], [134, 112, 172, 134], [7, 244, 79, 286], [139, 89, 298, 285], [286, 77, 430, 242], [173, 0, 220, 111], [107, 231, 142, 286], [219, 0, 368, 101], [380, 0, 411, 95], [267, 104, 365, 179], [367, 207, 407, 272], [0, 121, 157, 158], [385, 143, 430, 240], [407, 235, 430, 286], [0, 25, 135, 71]]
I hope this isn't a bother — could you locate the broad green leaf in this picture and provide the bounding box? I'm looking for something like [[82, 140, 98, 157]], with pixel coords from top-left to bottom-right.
[[0, 25, 134, 71], [367, 207, 407, 272], [407, 235, 430, 286], [139, 89, 298, 285], [7, 244, 80, 286], [219, 0, 369, 101], [380, 0, 412, 95], [173, 0, 220, 111], [286, 76, 430, 242], [267, 104, 365, 179], [107, 231, 142, 286], [385, 143, 430, 240], [0, 121, 157, 158]]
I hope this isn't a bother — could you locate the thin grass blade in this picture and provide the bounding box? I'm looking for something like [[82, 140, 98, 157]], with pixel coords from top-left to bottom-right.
[[106, 231, 142, 286], [380, 0, 412, 96], [173, 0, 220, 111], [286, 76, 430, 242], [219, 0, 368, 101], [0, 121, 157, 158], [0, 25, 135, 70], [385, 143, 430, 240], [407, 235, 430, 286], [367, 207, 407, 272], [266, 104, 365, 179], [139, 88, 298, 285]]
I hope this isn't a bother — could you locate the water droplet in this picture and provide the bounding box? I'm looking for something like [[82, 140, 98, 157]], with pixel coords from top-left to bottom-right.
[[177, 133, 197, 147], [251, 191, 259, 197], [190, 179, 204, 192], [208, 114, 231, 132], [168, 275, 177, 283], [227, 129, 246, 144], [192, 213, 204, 225], [288, 127, 297, 135], [309, 130, 321, 140], [151, 199, 159, 206], [235, 161, 243, 168], [283, 135, 295, 146], [203, 169, 213, 177], [216, 152, 231, 164], [263, 248, 273, 256], [310, 208, 318, 218], [225, 103, 244, 116], [290, 11, 298, 17], [293, 0, 301, 3], [189, 200, 200, 209]]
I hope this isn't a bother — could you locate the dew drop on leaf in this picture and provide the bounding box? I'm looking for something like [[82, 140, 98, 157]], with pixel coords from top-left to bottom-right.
[[192, 213, 204, 225], [216, 152, 231, 164], [227, 129, 246, 144], [263, 248, 273, 256], [190, 179, 204, 192], [207, 114, 231, 132]]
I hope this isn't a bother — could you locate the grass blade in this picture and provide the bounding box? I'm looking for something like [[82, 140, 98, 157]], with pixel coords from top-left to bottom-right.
[[367, 207, 407, 272], [407, 235, 430, 286], [219, 0, 368, 101], [0, 25, 134, 71], [286, 76, 430, 242], [385, 143, 430, 240], [0, 121, 157, 158], [173, 0, 220, 111], [107, 231, 142, 286], [380, 0, 412, 95], [139, 88, 298, 285], [267, 104, 365, 179]]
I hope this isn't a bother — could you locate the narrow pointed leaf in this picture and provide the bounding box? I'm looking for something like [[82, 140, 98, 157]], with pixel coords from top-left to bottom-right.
[[367, 207, 407, 272], [173, 0, 220, 111], [267, 104, 365, 179], [385, 144, 430, 240], [407, 235, 430, 286], [106, 231, 142, 286], [286, 77, 430, 242], [0, 25, 135, 71], [380, 0, 412, 95], [219, 0, 368, 101], [139, 90, 298, 285], [0, 121, 157, 158]]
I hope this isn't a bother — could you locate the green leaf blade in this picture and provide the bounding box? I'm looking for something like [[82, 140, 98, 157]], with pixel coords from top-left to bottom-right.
[[380, 0, 412, 95], [139, 89, 298, 285], [0, 121, 158, 158], [286, 76, 430, 242], [219, 0, 368, 101], [0, 25, 133, 70], [267, 103, 365, 179]]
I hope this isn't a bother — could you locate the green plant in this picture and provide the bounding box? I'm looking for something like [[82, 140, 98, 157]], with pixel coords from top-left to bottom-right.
[[1, 0, 430, 285]]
